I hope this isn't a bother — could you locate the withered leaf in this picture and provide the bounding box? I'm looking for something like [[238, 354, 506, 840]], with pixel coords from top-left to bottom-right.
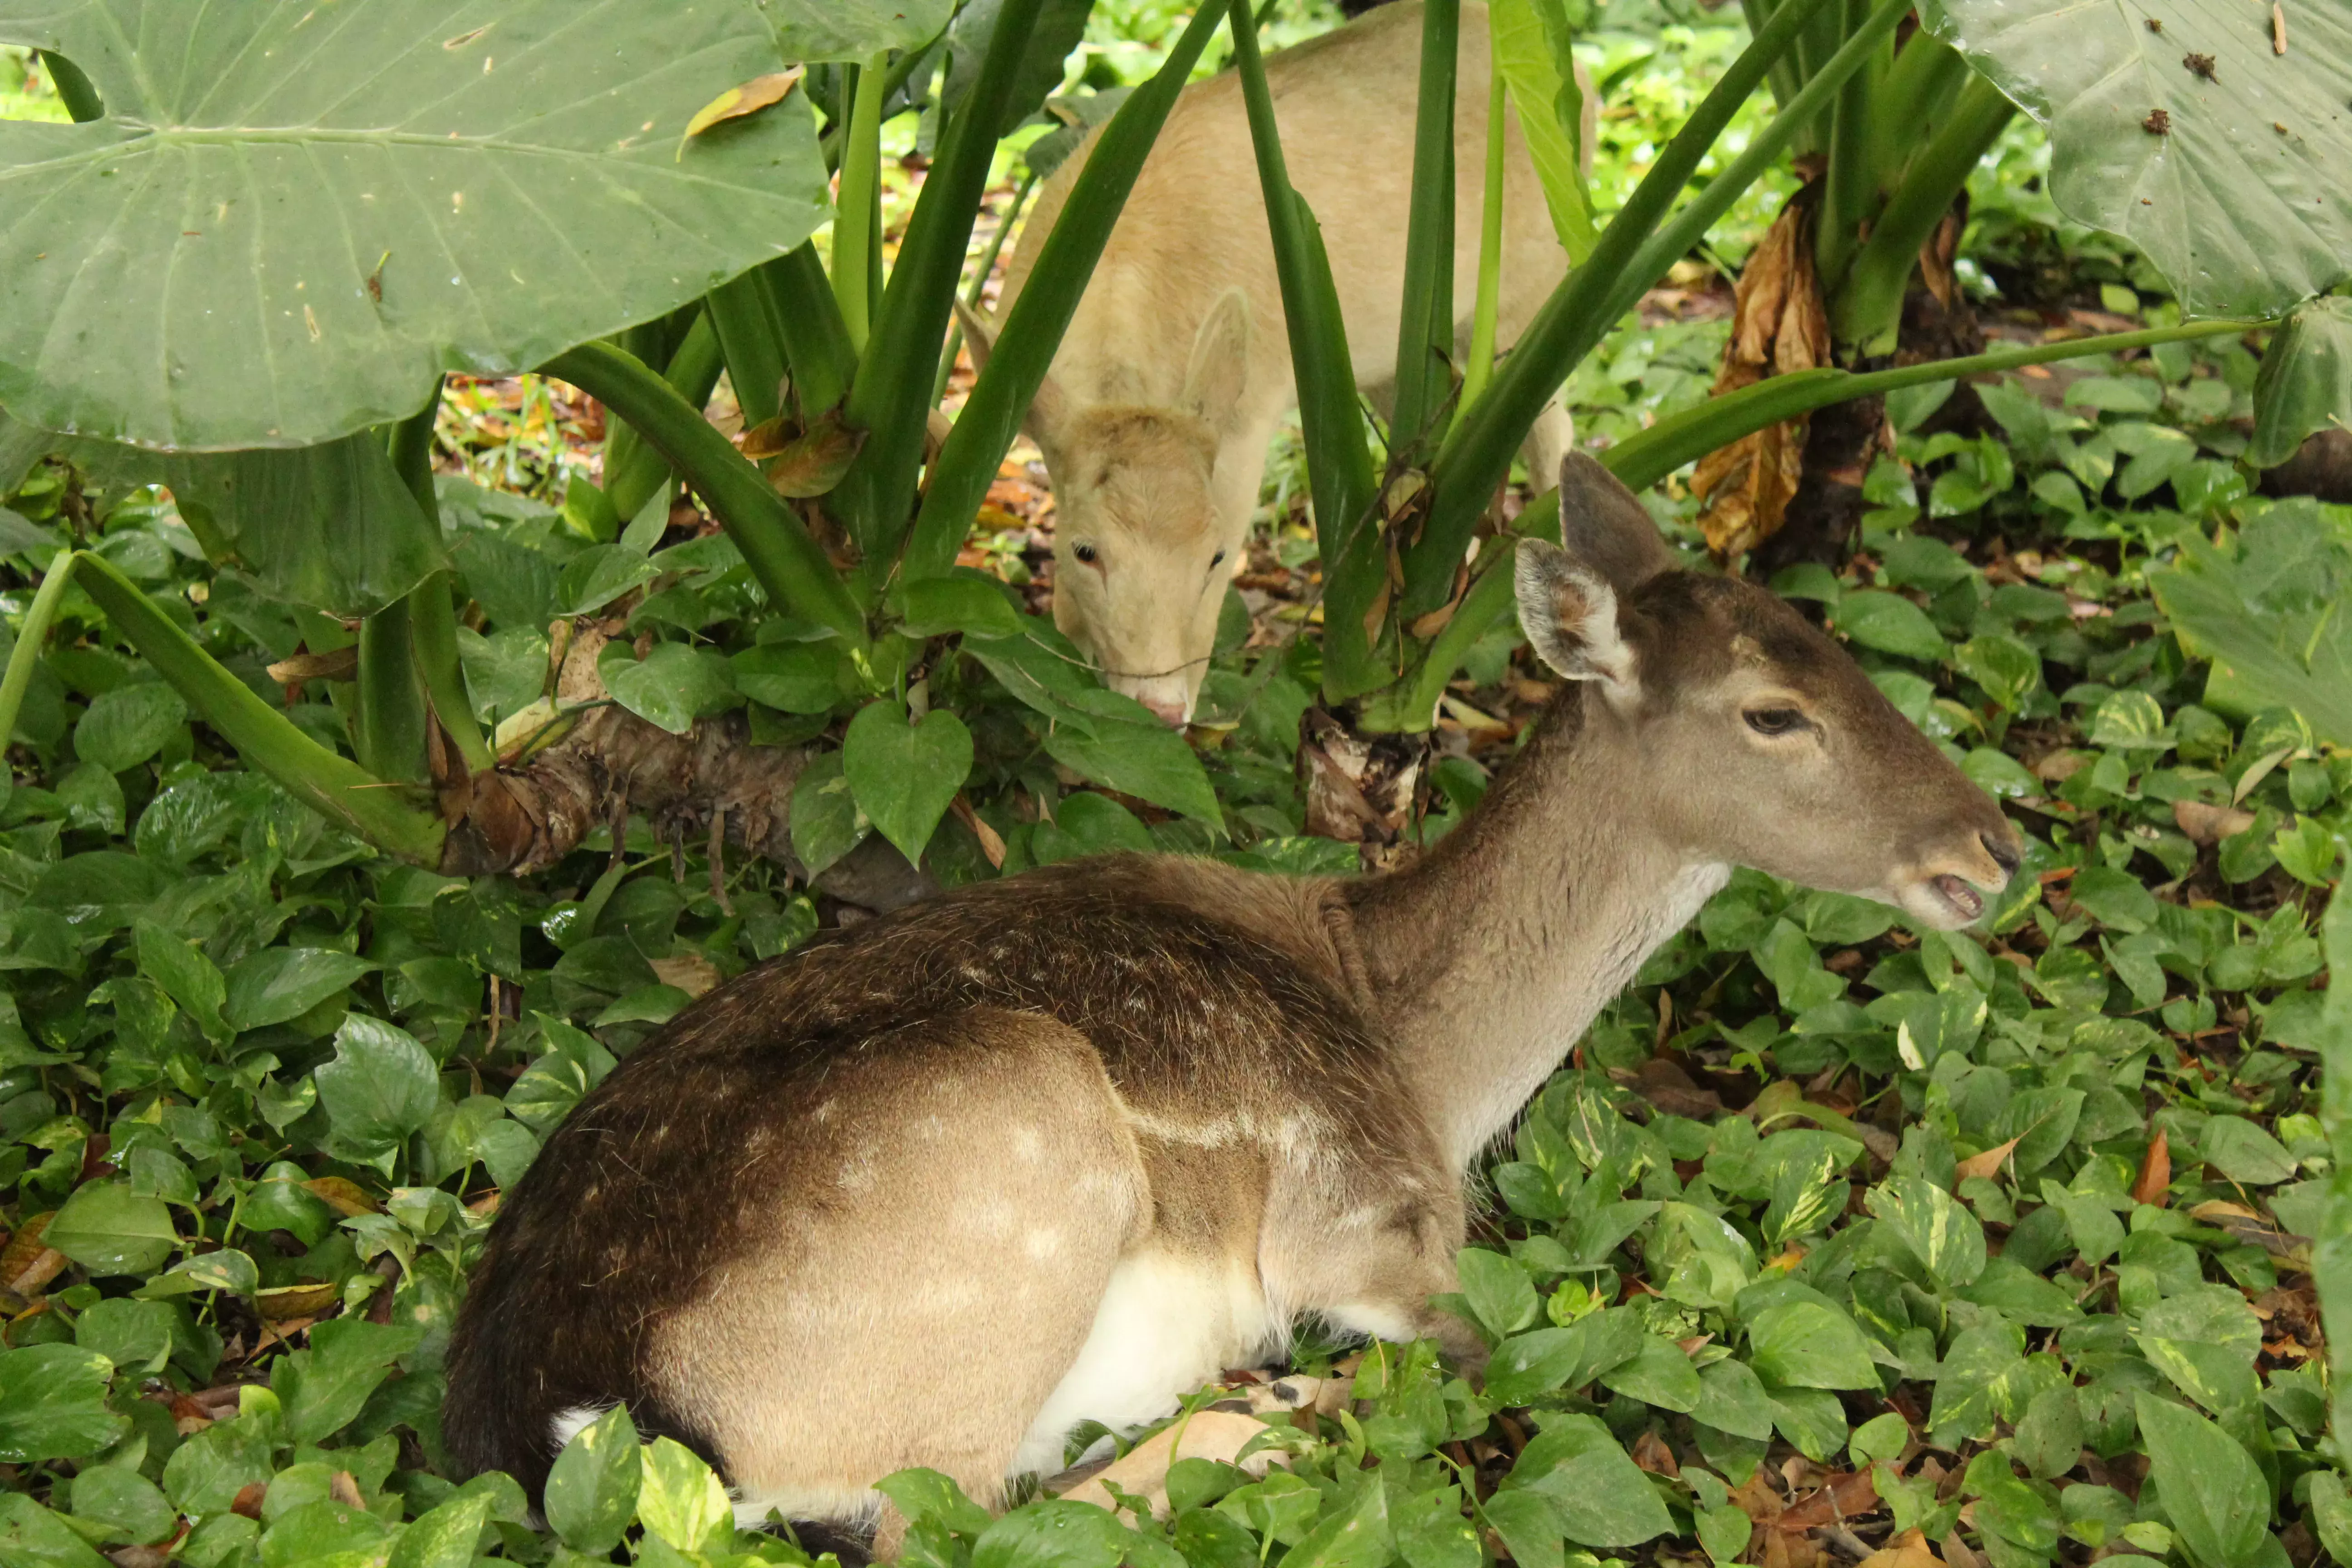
[[256, 1281, 341, 1320], [764, 411, 866, 498], [678, 68, 807, 159]]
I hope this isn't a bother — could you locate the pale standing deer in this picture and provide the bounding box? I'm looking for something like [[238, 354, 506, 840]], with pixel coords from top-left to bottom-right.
[[961, 0, 1597, 724], [445, 456, 2019, 1553]]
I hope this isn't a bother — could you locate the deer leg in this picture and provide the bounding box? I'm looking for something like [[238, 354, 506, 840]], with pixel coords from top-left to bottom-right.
[[1265, 1186, 1487, 1378]]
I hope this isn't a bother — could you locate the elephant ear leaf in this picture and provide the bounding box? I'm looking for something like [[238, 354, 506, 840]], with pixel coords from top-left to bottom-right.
[[0, 0, 860, 450], [1924, 0, 2352, 316]]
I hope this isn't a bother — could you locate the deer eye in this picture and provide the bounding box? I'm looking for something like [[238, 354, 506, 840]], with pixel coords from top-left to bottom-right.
[[1072, 543, 1099, 565], [1744, 706, 1806, 736]]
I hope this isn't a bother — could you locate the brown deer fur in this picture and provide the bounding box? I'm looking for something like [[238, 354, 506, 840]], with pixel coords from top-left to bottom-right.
[[444, 456, 2019, 1550]]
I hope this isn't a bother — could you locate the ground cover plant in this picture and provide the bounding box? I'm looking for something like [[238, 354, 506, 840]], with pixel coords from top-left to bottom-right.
[[1, 0, 2350, 1566]]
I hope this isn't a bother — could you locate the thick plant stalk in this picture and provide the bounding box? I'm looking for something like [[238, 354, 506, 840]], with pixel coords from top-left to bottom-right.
[[1601, 0, 1911, 332], [1830, 73, 2017, 357], [1867, 33, 1969, 197], [1387, 0, 1460, 457], [1401, 0, 1849, 615], [387, 385, 495, 774], [763, 246, 858, 417], [1225, 0, 1387, 696], [707, 271, 790, 431], [1457, 51, 1510, 424], [836, 0, 1048, 567], [355, 598, 429, 784], [832, 58, 889, 354], [932, 169, 1042, 411], [604, 309, 725, 524], [68, 553, 446, 861], [904, 0, 1230, 584], [543, 342, 865, 642], [1814, 0, 1890, 289], [0, 548, 82, 763]]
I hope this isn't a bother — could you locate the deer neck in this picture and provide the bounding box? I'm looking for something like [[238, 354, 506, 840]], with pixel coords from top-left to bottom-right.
[[1343, 689, 1727, 1170]]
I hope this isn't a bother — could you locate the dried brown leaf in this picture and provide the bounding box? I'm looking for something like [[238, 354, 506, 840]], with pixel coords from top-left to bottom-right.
[[2173, 799, 2255, 844], [679, 68, 806, 154], [265, 647, 359, 684], [256, 1283, 341, 1321], [1955, 1136, 2022, 1183], [764, 411, 866, 499], [303, 1176, 383, 1217], [1858, 1529, 1943, 1568], [650, 954, 721, 999], [2133, 1128, 2171, 1205]]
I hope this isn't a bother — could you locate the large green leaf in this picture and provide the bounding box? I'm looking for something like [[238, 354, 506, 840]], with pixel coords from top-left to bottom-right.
[[2149, 499, 2352, 745], [1490, 0, 1594, 260], [756, 0, 953, 61], [2249, 295, 2352, 467], [0, 0, 837, 449], [0, 1345, 128, 1463], [1926, 0, 2352, 316]]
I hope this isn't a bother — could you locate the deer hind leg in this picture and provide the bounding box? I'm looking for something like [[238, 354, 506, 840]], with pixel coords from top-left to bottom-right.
[[642, 1009, 1147, 1540]]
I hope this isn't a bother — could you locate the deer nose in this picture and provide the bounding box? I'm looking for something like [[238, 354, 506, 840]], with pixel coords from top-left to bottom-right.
[[1138, 692, 1189, 728], [1981, 829, 2022, 878]]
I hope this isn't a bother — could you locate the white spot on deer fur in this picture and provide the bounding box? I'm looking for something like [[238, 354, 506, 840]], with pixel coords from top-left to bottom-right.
[[1014, 1249, 1278, 1477], [549, 1404, 608, 1451], [1011, 1125, 1044, 1160], [1024, 1227, 1061, 1259]]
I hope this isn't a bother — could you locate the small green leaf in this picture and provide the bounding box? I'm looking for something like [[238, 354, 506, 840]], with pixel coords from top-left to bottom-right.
[[637, 1437, 733, 1555], [2134, 1393, 2274, 1568], [385, 1490, 493, 1568], [0, 1346, 129, 1463], [0, 1494, 113, 1568], [66, 1465, 176, 1547], [1833, 592, 1947, 662], [73, 681, 187, 773], [544, 1405, 641, 1556], [788, 751, 870, 877], [314, 1015, 440, 1171], [44, 1183, 176, 1278], [222, 947, 375, 1033], [1867, 1174, 1987, 1288], [1744, 1300, 1881, 1391], [842, 701, 973, 866], [1456, 1248, 1539, 1339], [274, 1317, 423, 1446], [730, 642, 845, 714], [2199, 1114, 2297, 1184], [133, 919, 227, 1039]]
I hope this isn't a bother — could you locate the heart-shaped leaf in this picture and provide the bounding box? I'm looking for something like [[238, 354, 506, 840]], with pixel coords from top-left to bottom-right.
[[1926, 0, 2352, 316], [841, 700, 973, 867], [0, 0, 866, 448]]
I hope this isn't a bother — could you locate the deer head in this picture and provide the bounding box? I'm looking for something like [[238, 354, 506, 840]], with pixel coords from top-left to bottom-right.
[[957, 291, 1254, 726], [1514, 453, 2021, 929]]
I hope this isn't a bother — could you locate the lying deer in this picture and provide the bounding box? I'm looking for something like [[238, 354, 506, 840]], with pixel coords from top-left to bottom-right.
[[445, 456, 2019, 1552], [960, 0, 1596, 724]]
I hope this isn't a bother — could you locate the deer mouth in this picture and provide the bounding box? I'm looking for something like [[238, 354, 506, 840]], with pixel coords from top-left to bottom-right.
[[1928, 874, 1985, 923]]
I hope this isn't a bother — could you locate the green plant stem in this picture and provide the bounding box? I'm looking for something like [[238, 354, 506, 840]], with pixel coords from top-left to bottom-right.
[[833, 58, 889, 354], [69, 553, 446, 861], [932, 168, 1041, 411], [1814, 0, 1888, 290], [385, 382, 495, 775], [1869, 32, 1968, 197], [36, 50, 101, 121], [543, 342, 865, 642], [1830, 73, 2016, 357], [0, 548, 82, 767], [763, 246, 857, 416], [818, 33, 950, 170], [1387, 0, 1460, 456], [1457, 45, 1510, 427], [1600, 0, 1911, 330], [1226, 0, 1386, 694], [604, 309, 724, 524], [1606, 318, 2265, 491], [838, 0, 1049, 568], [1404, 0, 1847, 614], [707, 271, 789, 431], [904, 0, 1229, 585], [356, 598, 429, 784]]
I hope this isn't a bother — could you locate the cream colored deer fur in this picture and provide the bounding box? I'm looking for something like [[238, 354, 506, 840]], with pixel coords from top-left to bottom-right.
[[963, 0, 1597, 723]]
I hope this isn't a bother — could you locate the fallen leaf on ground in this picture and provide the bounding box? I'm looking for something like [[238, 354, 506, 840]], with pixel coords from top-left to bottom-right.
[[651, 954, 722, 998], [1858, 1528, 1942, 1568], [256, 1283, 340, 1320], [2132, 1129, 2170, 1205], [304, 1177, 382, 1216], [1955, 1136, 2022, 1182], [2173, 799, 2255, 843]]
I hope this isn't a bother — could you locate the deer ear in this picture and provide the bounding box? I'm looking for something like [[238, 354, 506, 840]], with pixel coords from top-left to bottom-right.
[[955, 297, 1067, 451], [1180, 289, 1252, 435], [1516, 537, 1639, 698], [1557, 451, 1673, 592]]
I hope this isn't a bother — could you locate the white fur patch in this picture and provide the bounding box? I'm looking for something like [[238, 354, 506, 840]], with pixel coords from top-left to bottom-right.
[[549, 1404, 607, 1453], [1012, 1250, 1279, 1477]]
